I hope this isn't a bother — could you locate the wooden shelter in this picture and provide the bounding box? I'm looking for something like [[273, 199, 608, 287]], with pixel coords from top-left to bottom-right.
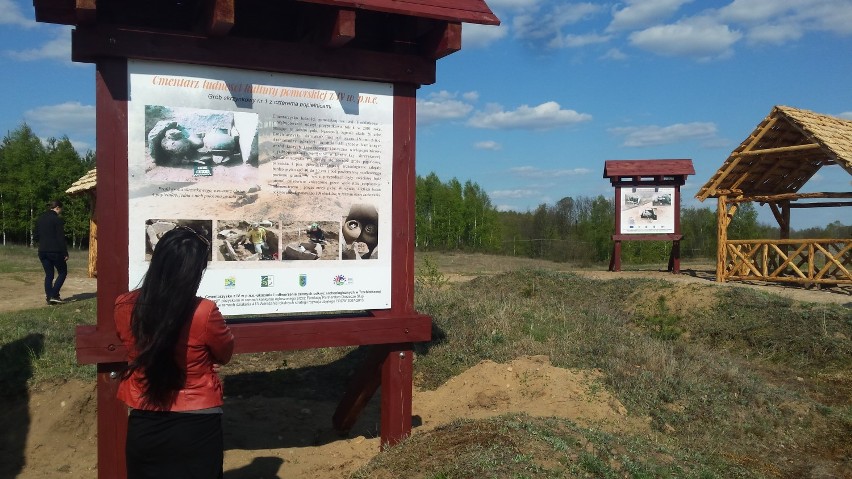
[[34, 1, 500, 478], [696, 105, 852, 285], [65, 168, 97, 278]]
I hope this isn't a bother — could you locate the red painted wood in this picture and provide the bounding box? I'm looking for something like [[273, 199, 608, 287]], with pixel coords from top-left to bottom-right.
[[391, 85, 418, 315], [380, 344, 414, 448], [612, 234, 683, 241], [93, 59, 129, 479], [603, 159, 695, 178], [332, 345, 390, 432], [96, 365, 127, 479], [36, 0, 500, 26], [71, 27, 438, 85], [77, 313, 432, 364], [293, 0, 499, 25]]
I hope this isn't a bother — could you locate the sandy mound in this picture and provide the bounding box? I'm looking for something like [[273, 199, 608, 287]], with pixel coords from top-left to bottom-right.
[[8, 356, 644, 478]]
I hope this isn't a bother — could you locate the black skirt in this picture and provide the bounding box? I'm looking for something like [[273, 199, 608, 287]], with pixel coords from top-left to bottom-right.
[[126, 409, 224, 479]]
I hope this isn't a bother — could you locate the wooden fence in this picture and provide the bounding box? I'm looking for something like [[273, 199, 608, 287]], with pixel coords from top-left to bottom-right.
[[720, 239, 852, 285]]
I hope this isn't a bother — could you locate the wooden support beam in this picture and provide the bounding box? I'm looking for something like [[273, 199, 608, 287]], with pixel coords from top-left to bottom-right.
[[72, 26, 438, 85], [716, 195, 727, 282], [326, 9, 356, 47], [422, 21, 461, 59], [332, 345, 389, 433], [206, 0, 234, 36], [728, 191, 852, 203], [733, 143, 821, 156], [698, 117, 777, 200], [788, 201, 852, 208], [75, 0, 96, 25]]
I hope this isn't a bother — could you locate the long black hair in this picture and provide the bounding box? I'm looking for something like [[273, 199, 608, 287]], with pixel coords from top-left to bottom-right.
[[127, 226, 210, 409]]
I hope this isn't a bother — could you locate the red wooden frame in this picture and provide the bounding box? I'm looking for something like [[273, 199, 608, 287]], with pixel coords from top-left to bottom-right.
[[35, 1, 502, 475], [603, 160, 694, 274], [76, 59, 431, 477]]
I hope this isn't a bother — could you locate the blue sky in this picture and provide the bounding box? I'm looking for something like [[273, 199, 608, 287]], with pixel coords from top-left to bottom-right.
[[2, 0, 851, 228]]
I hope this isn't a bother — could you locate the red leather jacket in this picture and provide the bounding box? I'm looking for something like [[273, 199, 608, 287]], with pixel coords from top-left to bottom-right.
[[114, 291, 234, 411]]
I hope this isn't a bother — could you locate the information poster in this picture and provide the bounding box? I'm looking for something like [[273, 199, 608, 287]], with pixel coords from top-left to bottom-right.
[[620, 187, 675, 234], [127, 60, 393, 316]]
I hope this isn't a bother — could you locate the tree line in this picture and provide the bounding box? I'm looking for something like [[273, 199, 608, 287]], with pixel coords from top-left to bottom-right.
[[0, 124, 94, 247], [2, 120, 847, 263]]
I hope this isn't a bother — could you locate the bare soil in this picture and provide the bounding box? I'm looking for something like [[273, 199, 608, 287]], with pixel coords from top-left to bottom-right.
[[3, 258, 849, 478]]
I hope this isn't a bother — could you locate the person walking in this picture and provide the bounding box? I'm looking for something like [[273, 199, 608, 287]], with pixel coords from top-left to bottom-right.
[[114, 226, 234, 478], [33, 199, 68, 305]]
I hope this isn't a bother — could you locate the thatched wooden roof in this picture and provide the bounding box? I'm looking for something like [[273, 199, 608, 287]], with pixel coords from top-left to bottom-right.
[[696, 106, 852, 201], [65, 168, 97, 196]]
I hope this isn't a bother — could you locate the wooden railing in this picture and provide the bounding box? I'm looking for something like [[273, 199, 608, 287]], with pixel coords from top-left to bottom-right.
[[721, 239, 852, 285]]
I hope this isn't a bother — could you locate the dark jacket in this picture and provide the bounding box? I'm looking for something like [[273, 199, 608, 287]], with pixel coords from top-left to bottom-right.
[[34, 209, 68, 255]]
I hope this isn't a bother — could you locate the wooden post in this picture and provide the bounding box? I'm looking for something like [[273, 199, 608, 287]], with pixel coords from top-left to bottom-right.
[[609, 186, 621, 271], [380, 343, 414, 448], [94, 58, 130, 479], [717, 195, 727, 282]]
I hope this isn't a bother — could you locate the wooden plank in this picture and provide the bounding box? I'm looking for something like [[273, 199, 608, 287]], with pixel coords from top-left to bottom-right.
[[727, 191, 852, 203], [814, 243, 852, 280], [72, 26, 438, 85], [93, 59, 129, 479], [380, 344, 414, 448], [734, 143, 820, 156], [97, 364, 129, 479], [611, 234, 683, 241], [326, 9, 356, 47], [789, 201, 852, 208], [297, 0, 500, 25], [75, 0, 95, 25], [422, 21, 461, 60], [207, 0, 235, 36], [77, 313, 432, 364], [332, 345, 390, 432]]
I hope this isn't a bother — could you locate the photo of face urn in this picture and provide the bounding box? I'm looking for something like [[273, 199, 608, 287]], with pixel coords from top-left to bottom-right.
[[341, 204, 378, 260]]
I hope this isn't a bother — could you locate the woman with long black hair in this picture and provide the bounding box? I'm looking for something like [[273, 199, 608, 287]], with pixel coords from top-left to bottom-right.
[[114, 225, 234, 478]]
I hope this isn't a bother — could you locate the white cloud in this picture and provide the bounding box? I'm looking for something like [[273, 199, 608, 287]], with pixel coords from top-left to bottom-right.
[[717, 0, 852, 44], [490, 189, 539, 199], [513, 2, 603, 45], [838, 112, 852, 120], [462, 23, 508, 48], [629, 17, 742, 59], [474, 141, 502, 150], [416, 91, 475, 125], [601, 48, 628, 60], [549, 32, 611, 49], [509, 166, 591, 178], [468, 101, 592, 130], [745, 23, 803, 44], [7, 26, 72, 61], [798, 0, 852, 36], [0, 0, 36, 27], [485, 0, 541, 9], [24, 101, 95, 139], [609, 122, 718, 147], [717, 0, 792, 24], [607, 0, 694, 32]]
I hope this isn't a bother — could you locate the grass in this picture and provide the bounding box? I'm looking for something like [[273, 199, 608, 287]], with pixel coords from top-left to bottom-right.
[[403, 265, 851, 478], [1, 245, 850, 478], [0, 244, 96, 394]]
